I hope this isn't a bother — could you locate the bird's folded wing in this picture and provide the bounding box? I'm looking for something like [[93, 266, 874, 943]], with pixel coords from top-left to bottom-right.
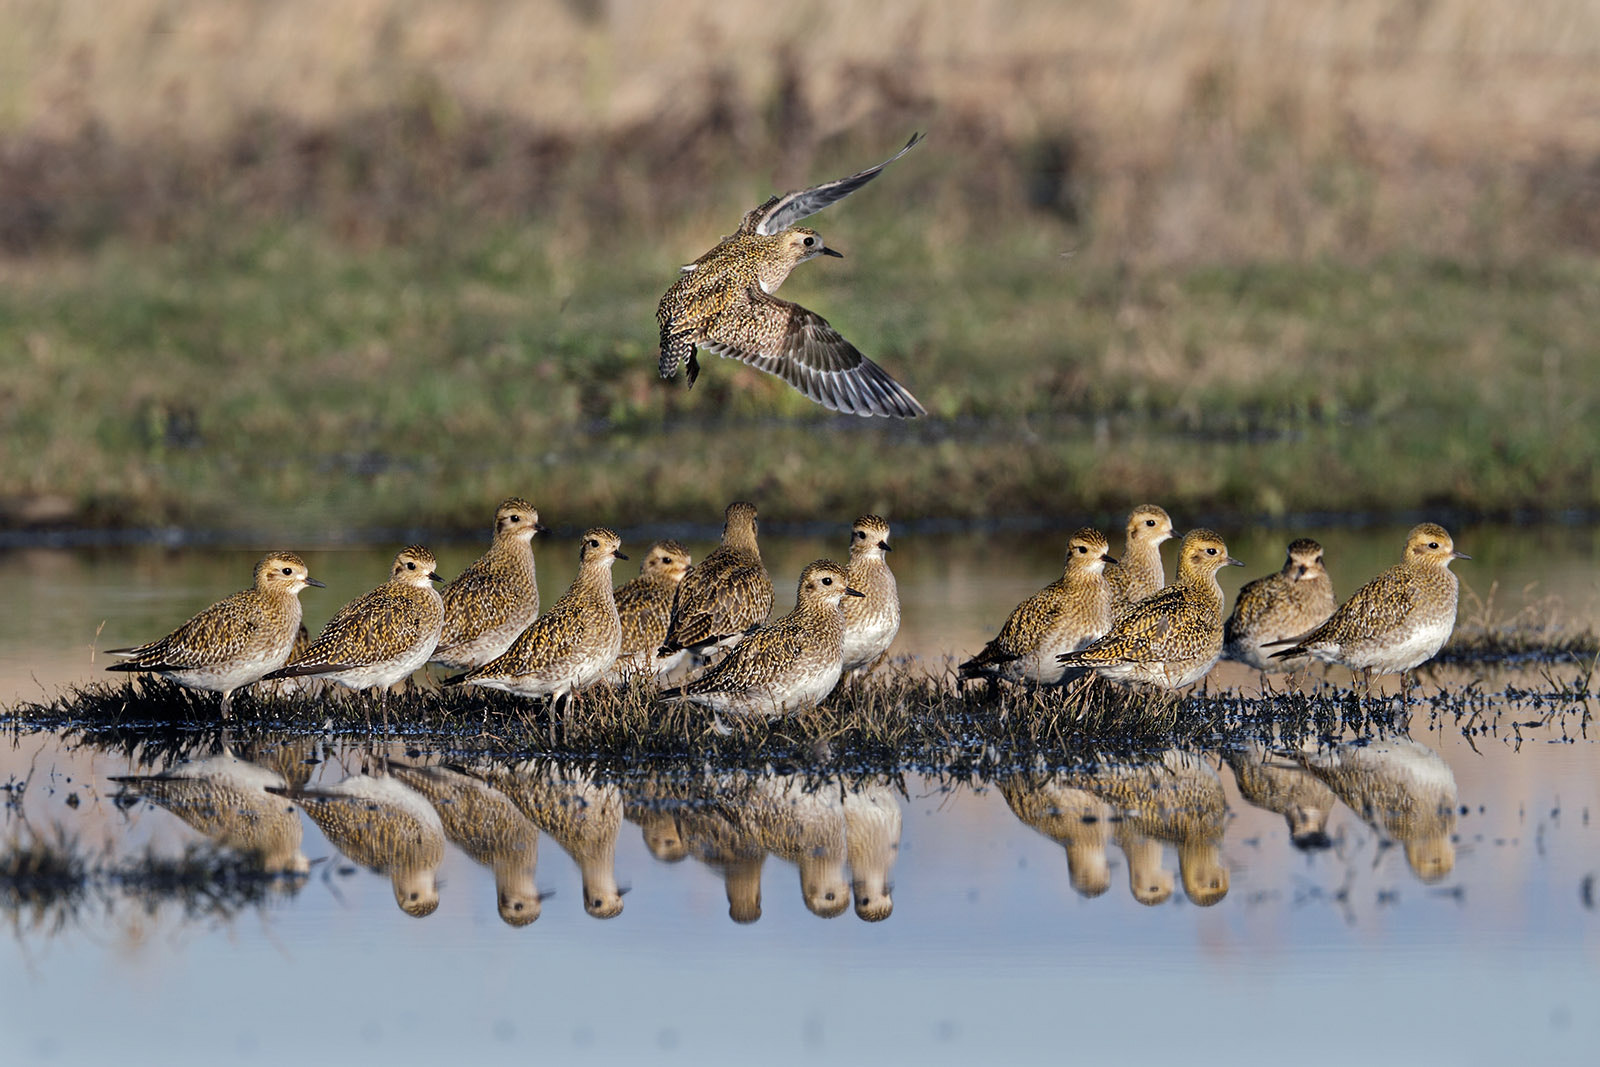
[[703, 293, 926, 418], [744, 133, 924, 236]]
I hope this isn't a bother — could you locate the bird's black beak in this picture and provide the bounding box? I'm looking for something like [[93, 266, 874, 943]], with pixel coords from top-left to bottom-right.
[[429, 571, 445, 582], [1452, 550, 1471, 560], [1226, 557, 1245, 567], [1101, 554, 1118, 565], [533, 522, 548, 535], [306, 577, 328, 588], [615, 550, 629, 560], [821, 247, 844, 258], [877, 540, 892, 552], [845, 586, 867, 597]]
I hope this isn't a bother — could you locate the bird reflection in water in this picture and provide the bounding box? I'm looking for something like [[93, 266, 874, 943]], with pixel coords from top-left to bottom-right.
[[1224, 743, 1337, 852], [1299, 735, 1458, 883], [269, 755, 445, 918], [110, 743, 311, 880], [389, 762, 543, 927], [468, 761, 626, 918]]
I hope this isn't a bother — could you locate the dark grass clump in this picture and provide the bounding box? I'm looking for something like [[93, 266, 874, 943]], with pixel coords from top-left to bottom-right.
[[1435, 628, 1599, 667]]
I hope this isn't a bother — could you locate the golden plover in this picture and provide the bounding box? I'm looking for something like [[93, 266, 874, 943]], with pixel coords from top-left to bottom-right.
[[1223, 743, 1336, 851], [1300, 736, 1457, 882], [659, 501, 774, 660], [656, 135, 926, 417], [842, 778, 902, 921], [272, 762, 446, 917], [1057, 528, 1242, 690], [452, 528, 625, 719], [675, 788, 769, 923], [433, 497, 545, 671], [960, 527, 1116, 685], [664, 559, 863, 720], [1000, 772, 1115, 898], [1105, 504, 1177, 619], [607, 539, 693, 681], [735, 771, 850, 918], [1084, 749, 1230, 907], [1268, 523, 1467, 692], [390, 761, 544, 927], [110, 747, 310, 876], [105, 551, 325, 717], [839, 514, 901, 676], [472, 761, 627, 919], [262, 545, 445, 693], [1224, 538, 1335, 672]]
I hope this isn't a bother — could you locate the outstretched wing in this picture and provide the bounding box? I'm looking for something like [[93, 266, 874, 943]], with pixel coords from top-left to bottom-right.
[[702, 290, 926, 418], [741, 133, 924, 237]]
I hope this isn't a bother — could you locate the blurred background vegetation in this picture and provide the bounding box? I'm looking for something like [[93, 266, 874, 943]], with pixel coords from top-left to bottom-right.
[[1, 0, 1596, 537]]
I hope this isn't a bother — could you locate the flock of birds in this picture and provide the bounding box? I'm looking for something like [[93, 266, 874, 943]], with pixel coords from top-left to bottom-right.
[[103, 497, 1468, 726], [100, 137, 1470, 725]]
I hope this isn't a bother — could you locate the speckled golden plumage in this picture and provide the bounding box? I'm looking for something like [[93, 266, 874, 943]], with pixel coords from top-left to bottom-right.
[[110, 748, 309, 876], [660, 502, 774, 658], [665, 559, 862, 719], [1269, 523, 1466, 681], [272, 765, 446, 918], [390, 761, 543, 927], [262, 545, 444, 691], [656, 135, 926, 417], [434, 498, 545, 671], [1057, 528, 1243, 690], [839, 514, 901, 675], [1104, 505, 1177, 620], [106, 551, 325, 716], [961, 527, 1117, 685], [1224, 538, 1336, 672], [1300, 736, 1458, 882], [455, 528, 625, 702], [608, 539, 692, 680]]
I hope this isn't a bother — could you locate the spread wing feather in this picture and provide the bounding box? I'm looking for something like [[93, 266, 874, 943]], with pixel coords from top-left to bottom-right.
[[742, 133, 924, 236]]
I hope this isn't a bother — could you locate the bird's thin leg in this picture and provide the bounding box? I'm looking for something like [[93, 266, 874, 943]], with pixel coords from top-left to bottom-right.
[[220, 690, 233, 722]]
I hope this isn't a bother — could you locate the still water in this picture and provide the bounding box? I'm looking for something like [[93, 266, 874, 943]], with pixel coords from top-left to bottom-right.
[[2, 522, 1598, 1065]]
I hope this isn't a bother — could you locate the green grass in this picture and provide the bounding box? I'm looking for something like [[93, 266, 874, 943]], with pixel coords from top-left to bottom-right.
[[2, 222, 1597, 535]]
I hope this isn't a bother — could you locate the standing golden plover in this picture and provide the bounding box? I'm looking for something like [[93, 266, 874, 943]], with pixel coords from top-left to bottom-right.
[[1105, 504, 1177, 619], [390, 761, 544, 927], [1224, 538, 1336, 672], [1056, 529, 1243, 691], [659, 501, 774, 661], [433, 497, 545, 671], [607, 539, 693, 682], [106, 551, 325, 718], [664, 559, 863, 720], [451, 529, 626, 720], [839, 515, 901, 676], [272, 762, 447, 918], [1268, 523, 1467, 693], [110, 747, 310, 877], [656, 135, 926, 417], [262, 545, 445, 697], [960, 527, 1116, 685]]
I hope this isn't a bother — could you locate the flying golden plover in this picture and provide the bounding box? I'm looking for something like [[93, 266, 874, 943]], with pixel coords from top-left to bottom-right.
[[659, 501, 774, 661], [262, 545, 445, 694], [656, 135, 927, 417], [839, 514, 901, 676], [1105, 504, 1177, 619], [607, 539, 693, 681], [433, 497, 545, 671], [1223, 538, 1335, 673], [960, 527, 1116, 685], [451, 528, 626, 716], [664, 559, 863, 720], [106, 551, 325, 718], [1057, 528, 1242, 691], [1267, 522, 1466, 691]]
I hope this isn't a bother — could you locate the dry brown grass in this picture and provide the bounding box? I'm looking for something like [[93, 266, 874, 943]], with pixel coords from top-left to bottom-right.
[[2, 1, 1599, 261]]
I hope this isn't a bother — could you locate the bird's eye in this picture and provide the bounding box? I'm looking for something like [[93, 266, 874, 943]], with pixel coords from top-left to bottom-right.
[[822, 576, 833, 585], [509, 515, 520, 522], [281, 567, 293, 575], [1206, 547, 1217, 555], [1077, 545, 1086, 553], [1145, 519, 1156, 527], [406, 561, 416, 570], [1428, 542, 1439, 549], [803, 236, 815, 247], [589, 539, 599, 547]]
